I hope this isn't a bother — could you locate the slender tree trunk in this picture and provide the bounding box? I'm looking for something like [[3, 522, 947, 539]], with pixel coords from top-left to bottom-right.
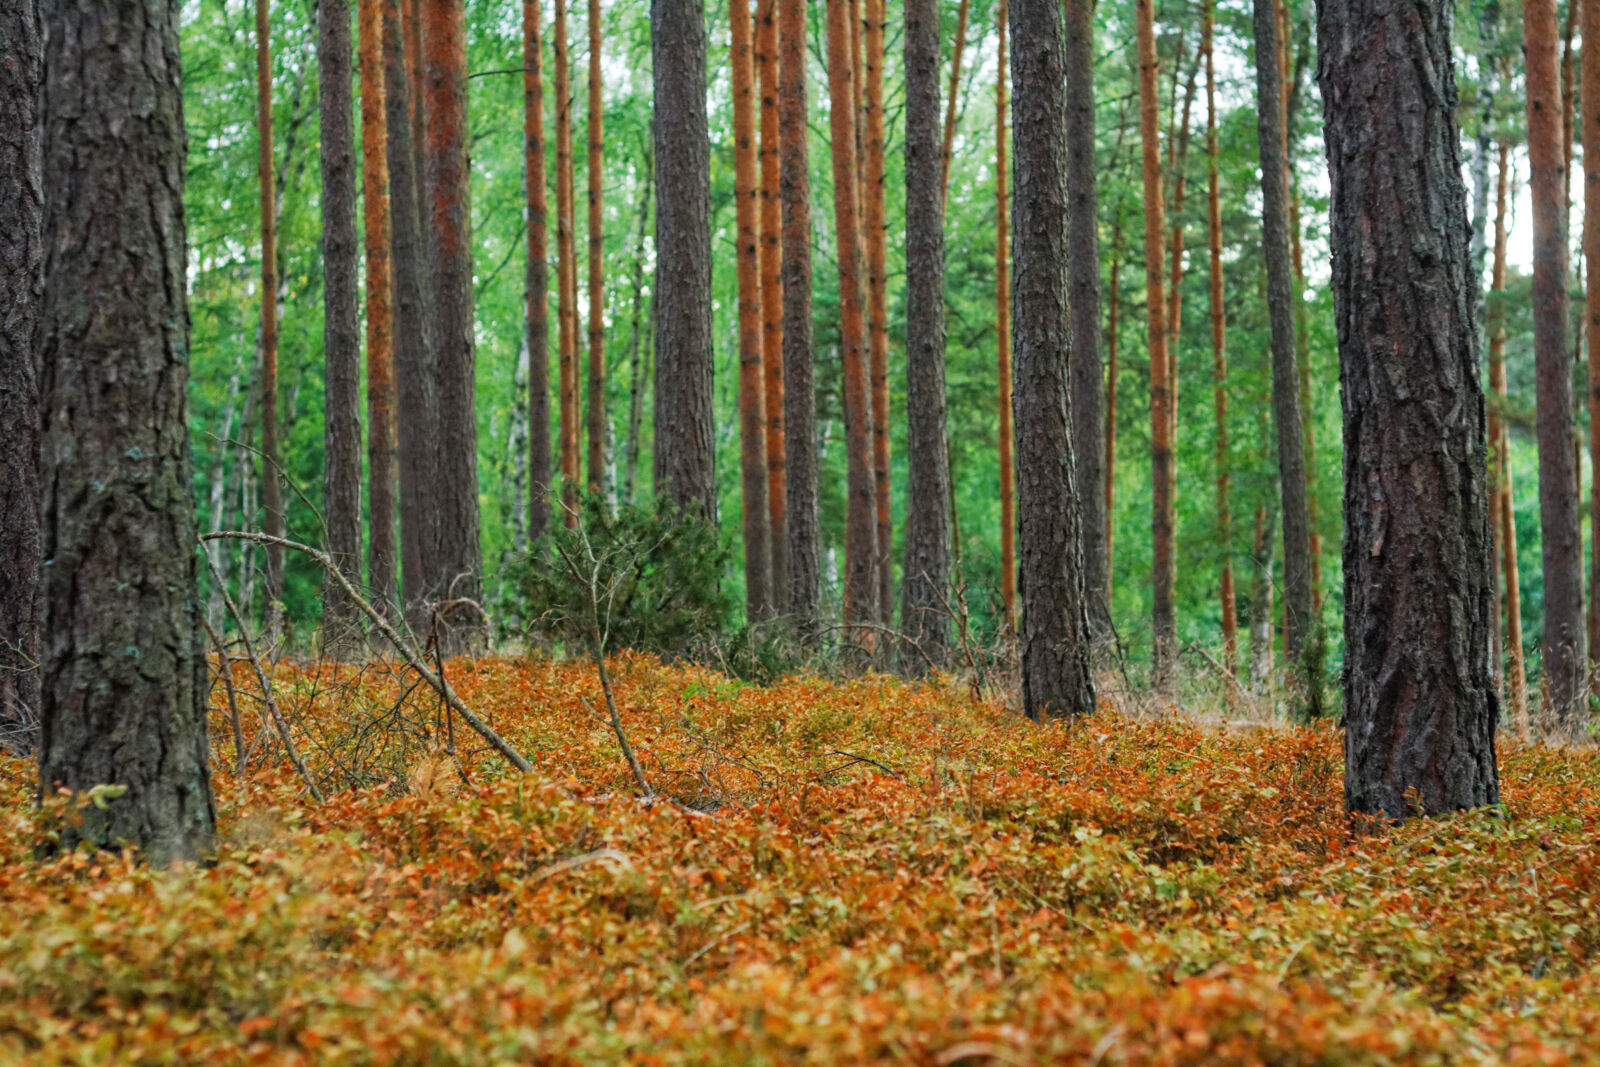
[[864, 0, 892, 624], [524, 0, 551, 542], [422, 0, 482, 648], [256, 0, 285, 639], [756, 0, 787, 611], [1321, 0, 1500, 815], [652, 0, 718, 523], [996, 0, 1015, 633], [555, 0, 580, 522], [586, 0, 608, 498], [1011, 0, 1095, 719], [37, 0, 216, 862], [939, 0, 972, 205], [901, 0, 952, 672], [780, 0, 819, 628], [826, 0, 879, 634], [1248, 502, 1276, 691], [623, 153, 654, 505], [0, 0, 41, 745], [1136, 0, 1175, 683], [1202, 0, 1235, 677], [1251, 0, 1313, 664], [1164, 55, 1198, 441], [1105, 203, 1124, 593], [1526, 0, 1587, 730], [1585, 0, 1600, 687], [732, 0, 773, 619], [1489, 138, 1528, 737], [1064, 0, 1106, 635], [359, 0, 398, 612]]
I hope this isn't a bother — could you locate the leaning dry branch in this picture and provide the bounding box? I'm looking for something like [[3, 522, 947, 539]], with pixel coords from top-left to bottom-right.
[[202, 531, 535, 775]]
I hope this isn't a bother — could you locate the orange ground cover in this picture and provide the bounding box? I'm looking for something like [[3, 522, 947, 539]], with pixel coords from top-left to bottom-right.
[[1, 655, 1598, 1063]]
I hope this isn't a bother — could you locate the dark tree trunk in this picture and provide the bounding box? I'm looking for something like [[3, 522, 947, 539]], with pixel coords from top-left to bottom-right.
[[37, 0, 216, 863], [256, 0, 285, 640], [864, 0, 892, 626], [1064, 0, 1106, 637], [1010, 0, 1095, 719], [0, 0, 41, 749], [996, 0, 1016, 633], [1251, 0, 1314, 663], [383, 0, 438, 620], [1318, 0, 1501, 816], [779, 0, 819, 629], [622, 153, 654, 504], [652, 0, 718, 523], [899, 0, 951, 673], [525, 0, 551, 542], [757, 0, 788, 612], [422, 0, 483, 648], [585, 0, 608, 499], [321, 0, 363, 643]]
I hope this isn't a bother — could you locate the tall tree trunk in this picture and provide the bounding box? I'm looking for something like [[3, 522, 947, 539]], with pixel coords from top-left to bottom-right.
[[1202, 0, 1235, 677], [585, 0, 608, 498], [384, 0, 437, 621], [421, 0, 482, 649], [1164, 55, 1199, 439], [1011, 0, 1095, 719], [652, 0, 718, 523], [321, 0, 363, 644], [1065, 0, 1106, 635], [1104, 203, 1124, 594], [939, 0, 972, 205], [780, 0, 819, 628], [0, 0, 41, 746], [996, 0, 1015, 633], [826, 0, 879, 634], [524, 0, 551, 542], [622, 152, 654, 505], [1251, 0, 1313, 664], [406, 0, 423, 193], [1489, 138, 1528, 737], [555, 0, 580, 522], [1136, 0, 1175, 683], [757, 0, 787, 611], [732, 0, 773, 619], [1248, 502, 1276, 691], [360, 0, 398, 612], [864, 0, 892, 624], [37, 0, 216, 862], [901, 0, 952, 672], [256, 0, 286, 640], [1525, 0, 1587, 730], [1321, 0, 1500, 815], [1585, 0, 1600, 687]]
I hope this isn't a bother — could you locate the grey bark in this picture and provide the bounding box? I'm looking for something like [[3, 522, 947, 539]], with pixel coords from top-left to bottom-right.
[[37, 0, 216, 862], [623, 153, 655, 505], [1010, 0, 1095, 719]]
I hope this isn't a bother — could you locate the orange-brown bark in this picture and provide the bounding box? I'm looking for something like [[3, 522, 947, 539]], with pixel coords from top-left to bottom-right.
[[940, 0, 972, 206], [996, 0, 1014, 631], [359, 0, 397, 607], [1489, 138, 1527, 736], [756, 0, 787, 608], [554, 0, 579, 524]]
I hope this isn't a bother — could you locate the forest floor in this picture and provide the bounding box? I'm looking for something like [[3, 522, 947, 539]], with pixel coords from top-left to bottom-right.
[[1, 655, 1598, 1063]]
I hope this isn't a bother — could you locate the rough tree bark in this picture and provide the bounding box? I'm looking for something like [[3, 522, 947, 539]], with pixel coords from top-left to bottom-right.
[[1585, 0, 1600, 685], [37, 0, 217, 862], [256, 0, 285, 638], [996, 0, 1015, 632], [757, 0, 787, 611], [422, 0, 483, 647], [359, 0, 397, 612], [653, 0, 718, 523], [1525, 0, 1586, 730], [525, 0, 551, 542], [0, 0, 41, 745], [1319, 0, 1501, 816], [1011, 0, 1095, 719], [555, 0, 580, 523], [1203, 0, 1236, 676], [586, 0, 607, 499], [900, 0, 952, 673], [864, 0, 892, 624], [780, 0, 819, 628]]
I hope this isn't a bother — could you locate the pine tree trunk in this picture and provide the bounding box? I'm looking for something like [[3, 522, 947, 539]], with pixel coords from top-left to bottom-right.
[[406, 0, 423, 191], [864, 0, 892, 625], [421, 0, 482, 650], [555, 0, 581, 523], [37, 0, 216, 862], [1251, 0, 1313, 664], [826, 0, 879, 634], [1104, 204, 1123, 597], [996, 0, 1015, 633], [652, 0, 718, 523], [901, 0, 952, 673], [359, 0, 397, 613], [1321, 0, 1500, 815], [524, 0, 552, 542], [1248, 503, 1275, 691], [623, 153, 654, 505], [1165, 56, 1198, 442], [1202, 0, 1235, 678], [585, 0, 608, 498], [1525, 0, 1587, 730], [1584, 0, 1600, 687], [756, 0, 787, 611], [940, 0, 972, 206], [779, 0, 819, 628], [256, 0, 286, 640], [0, 0, 40, 747], [1010, 0, 1095, 719], [732, 0, 773, 620]]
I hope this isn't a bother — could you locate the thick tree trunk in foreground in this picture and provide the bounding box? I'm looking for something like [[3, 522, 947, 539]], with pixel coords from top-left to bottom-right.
[[359, 0, 397, 611], [864, 0, 892, 625], [900, 0, 952, 673], [1203, 0, 1236, 677], [524, 0, 551, 542], [586, 0, 607, 499], [996, 0, 1015, 632], [1319, 0, 1500, 816], [321, 0, 363, 641], [37, 0, 216, 862], [0, 0, 41, 746], [1010, 0, 1095, 719], [555, 0, 580, 522], [779, 0, 819, 628], [1252, 0, 1314, 664], [422, 0, 482, 647], [1524, 0, 1587, 731], [256, 0, 285, 638], [653, 0, 718, 523], [1585, 0, 1600, 688], [757, 0, 787, 611]]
